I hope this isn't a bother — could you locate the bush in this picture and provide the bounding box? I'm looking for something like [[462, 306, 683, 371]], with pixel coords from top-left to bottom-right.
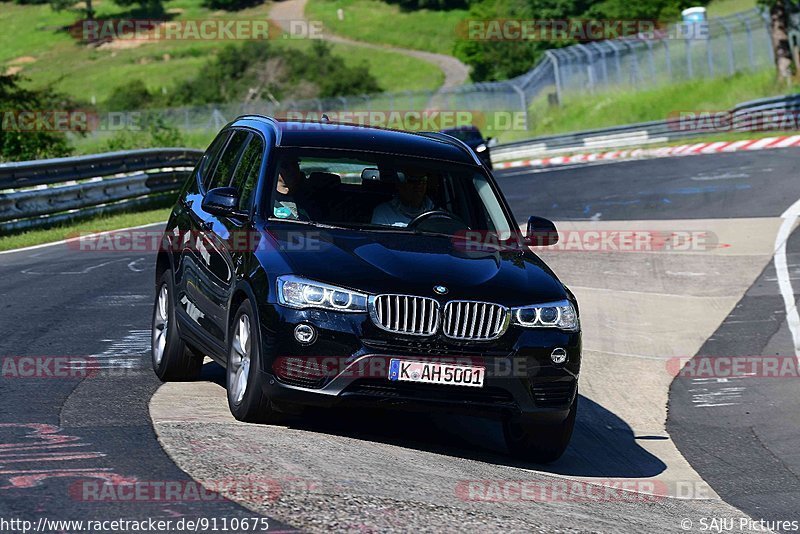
[[201, 0, 262, 10], [0, 75, 74, 162], [112, 0, 167, 17], [383, 0, 472, 10], [170, 40, 381, 105], [104, 80, 158, 111], [104, 115, 185, 151], [289, 41, 382, 98]]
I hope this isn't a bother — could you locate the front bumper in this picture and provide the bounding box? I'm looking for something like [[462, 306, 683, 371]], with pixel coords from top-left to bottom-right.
[[258, 303, 581, 422]]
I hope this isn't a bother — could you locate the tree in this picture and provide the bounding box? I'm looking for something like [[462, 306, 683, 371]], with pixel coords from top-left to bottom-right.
[[0, 75, 74, 162], [760, 0, 796, 81], [48, 0, 95, 20], [112, 0, 166, 16]]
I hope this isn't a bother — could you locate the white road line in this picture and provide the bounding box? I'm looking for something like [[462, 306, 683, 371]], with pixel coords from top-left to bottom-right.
[[775, 198, 800, 361], [0, 221, 166, 256]]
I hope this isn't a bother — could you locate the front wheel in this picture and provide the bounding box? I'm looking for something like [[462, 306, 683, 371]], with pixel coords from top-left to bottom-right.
[[503, 394, 577, 463], [151, 270, 203, 381], [226, 299, 282, 423]]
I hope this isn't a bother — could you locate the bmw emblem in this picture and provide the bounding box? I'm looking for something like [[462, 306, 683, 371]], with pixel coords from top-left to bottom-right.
[[433, 285, 448, 295], [550, 348, 568, 364]]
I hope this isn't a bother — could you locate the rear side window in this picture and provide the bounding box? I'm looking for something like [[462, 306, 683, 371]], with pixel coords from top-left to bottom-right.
[[206, 130, 250, 191], [230, 135, 264, 211]]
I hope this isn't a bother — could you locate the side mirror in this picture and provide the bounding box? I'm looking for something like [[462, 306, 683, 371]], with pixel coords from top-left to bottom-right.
[[361, 168, 380, 181], [486, 136, 498, 147], [525, 216, 558, 246], [202, 187, 247, 219]]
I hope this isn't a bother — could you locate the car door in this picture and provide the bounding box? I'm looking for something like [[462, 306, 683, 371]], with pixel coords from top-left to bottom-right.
[[192, 129, 269, 351], [173, 129, 229, 343], [183, 128, 251, 347]]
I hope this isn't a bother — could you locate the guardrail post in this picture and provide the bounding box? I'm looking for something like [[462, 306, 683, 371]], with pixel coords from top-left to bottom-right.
[[607, 41, 624, 85], [623, 40, 641, 86], [706, 28, 715, 76], [509, 83, 529, 131], [544, 51, 562, 105], [590, 42, 609, 88], [738, 13, 756, 69], [575, 44, 595, 92], [643, 39, 657, 85], [760, 9, 776, 64], [662, 39, 672, 80], [719, 19, 737, 75]]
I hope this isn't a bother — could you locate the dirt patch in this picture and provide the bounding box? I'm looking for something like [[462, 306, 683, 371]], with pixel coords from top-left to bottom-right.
[[8, 56, 37, 65]]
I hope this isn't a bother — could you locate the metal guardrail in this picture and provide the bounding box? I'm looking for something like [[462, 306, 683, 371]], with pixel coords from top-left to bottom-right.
[[0, 149, 203, 235], [491, 93, 800, 162]]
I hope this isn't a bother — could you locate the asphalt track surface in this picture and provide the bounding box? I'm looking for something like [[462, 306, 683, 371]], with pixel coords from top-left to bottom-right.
[[1, 148, 799, 532]]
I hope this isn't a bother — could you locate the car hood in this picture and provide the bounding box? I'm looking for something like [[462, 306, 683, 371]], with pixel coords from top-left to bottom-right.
[[266, 225, 567, 306]]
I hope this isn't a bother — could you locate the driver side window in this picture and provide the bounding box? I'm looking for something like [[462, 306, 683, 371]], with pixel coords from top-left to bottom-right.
[[206, 130, 250, 191], [229, 135, 264, 212]]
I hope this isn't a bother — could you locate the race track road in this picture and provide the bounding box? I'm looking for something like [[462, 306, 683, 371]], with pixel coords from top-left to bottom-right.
[[1, 148, 798, 532]]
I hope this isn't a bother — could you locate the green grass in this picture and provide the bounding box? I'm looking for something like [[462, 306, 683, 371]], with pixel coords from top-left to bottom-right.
[[504, 70, 799, 143], [305, 0, 466, 55], [706, 0, 758, 18], [0, 207, 170, 251], [70, 129, 217, 154], [0, 0, 444, 104], [290, 37, 444, 91]]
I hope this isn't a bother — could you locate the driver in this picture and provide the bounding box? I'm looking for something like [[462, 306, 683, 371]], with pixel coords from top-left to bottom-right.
[[273, 158, 311, 220], [371, 168, 435, 227]]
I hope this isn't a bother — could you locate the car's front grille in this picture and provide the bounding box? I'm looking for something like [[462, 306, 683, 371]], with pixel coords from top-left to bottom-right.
[[370, 294, 439, 336], [443, 301, 509, 340], [361, 338, 512, 357]]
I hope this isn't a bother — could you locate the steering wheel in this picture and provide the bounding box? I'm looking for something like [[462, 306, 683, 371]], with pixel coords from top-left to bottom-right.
[[407, 210, 468, 232]]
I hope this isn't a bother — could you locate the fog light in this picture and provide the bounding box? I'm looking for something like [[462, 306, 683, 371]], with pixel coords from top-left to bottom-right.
[[550, 348, 567, 364], [294, 324, 316, 345]]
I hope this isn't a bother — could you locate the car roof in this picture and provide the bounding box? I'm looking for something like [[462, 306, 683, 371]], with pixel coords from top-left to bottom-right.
[[441, 125, 481, 133], [232, 116, 481, 166]]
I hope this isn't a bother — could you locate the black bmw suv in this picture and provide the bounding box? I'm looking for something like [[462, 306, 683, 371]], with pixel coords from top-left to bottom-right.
[[152, 117, 581, 463]]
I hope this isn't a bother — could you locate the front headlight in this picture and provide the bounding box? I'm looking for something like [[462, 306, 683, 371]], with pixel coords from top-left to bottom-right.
[[475, 143, 487, 153], [511, 300, 579, 331], [277, 275, 368, 312]]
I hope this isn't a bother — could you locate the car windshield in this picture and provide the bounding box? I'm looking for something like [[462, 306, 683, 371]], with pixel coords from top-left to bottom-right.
[[269, 148, 515, 241]]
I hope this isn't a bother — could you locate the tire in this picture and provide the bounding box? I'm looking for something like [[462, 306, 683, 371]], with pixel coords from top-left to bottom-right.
[[151, 270, 203, 381], [226, 299, 282, 423], [503, 394, 577, 463]]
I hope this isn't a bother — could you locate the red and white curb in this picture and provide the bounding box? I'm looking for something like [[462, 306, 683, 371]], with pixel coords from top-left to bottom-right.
[[494, 135, 800, 170]]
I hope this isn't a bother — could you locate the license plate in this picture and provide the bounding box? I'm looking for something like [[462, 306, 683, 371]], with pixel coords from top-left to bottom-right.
[[388, 359, 485, 388]]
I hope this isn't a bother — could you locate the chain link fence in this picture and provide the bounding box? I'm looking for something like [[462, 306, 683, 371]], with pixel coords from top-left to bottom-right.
[[98, 8, 774, 140]]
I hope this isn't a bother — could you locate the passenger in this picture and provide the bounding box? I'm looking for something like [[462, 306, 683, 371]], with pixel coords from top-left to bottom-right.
[[371, 168, 435, 227]]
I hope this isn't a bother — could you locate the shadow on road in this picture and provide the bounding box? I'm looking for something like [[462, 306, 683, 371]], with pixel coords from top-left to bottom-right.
[[200, 362, 665, 478]]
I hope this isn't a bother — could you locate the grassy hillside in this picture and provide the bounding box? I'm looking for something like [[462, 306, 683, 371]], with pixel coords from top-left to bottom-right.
[[305, 0, 466, 55], [706, 0, 757, 17], [0, 0, 443, 103]]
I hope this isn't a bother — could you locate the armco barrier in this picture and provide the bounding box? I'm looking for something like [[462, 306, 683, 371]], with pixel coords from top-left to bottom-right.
[[0, 149, 203, 234], [490, 93, 800, 162]]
